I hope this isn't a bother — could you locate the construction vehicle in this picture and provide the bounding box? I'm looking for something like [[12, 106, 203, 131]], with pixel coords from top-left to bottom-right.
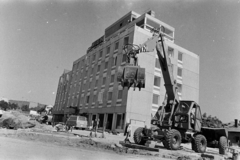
[[117, 27, 228, 154]]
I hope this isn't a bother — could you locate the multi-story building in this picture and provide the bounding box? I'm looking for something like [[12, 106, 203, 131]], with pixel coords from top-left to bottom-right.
[[52, 69, 72, 123], [52, 10, 199, 132]]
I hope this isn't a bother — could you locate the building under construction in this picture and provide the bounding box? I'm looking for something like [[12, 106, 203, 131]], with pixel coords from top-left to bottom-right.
[[52, 10, 199, 132]]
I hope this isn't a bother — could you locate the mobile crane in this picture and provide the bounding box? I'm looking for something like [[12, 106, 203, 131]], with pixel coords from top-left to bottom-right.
[[117, 27, 228, 154]]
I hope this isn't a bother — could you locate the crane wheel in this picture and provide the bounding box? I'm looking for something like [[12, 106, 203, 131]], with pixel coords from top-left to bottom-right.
[[194, 134, 207, 153], [133, 127, 147, 145], [165, 129, 182, 150], [191, 140, 196, 151], [219, 136, 227, 155]]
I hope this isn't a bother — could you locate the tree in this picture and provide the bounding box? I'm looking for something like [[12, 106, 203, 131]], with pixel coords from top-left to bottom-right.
[[202, 113, 207, 119], [21, 105, 30, 111], [8, 103, 19, 110], [0, 100, 9, 111]]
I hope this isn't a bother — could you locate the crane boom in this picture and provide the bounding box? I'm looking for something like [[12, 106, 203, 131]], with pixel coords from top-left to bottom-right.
[[117, 30, 180, 127], [140, 34, 179, 104]]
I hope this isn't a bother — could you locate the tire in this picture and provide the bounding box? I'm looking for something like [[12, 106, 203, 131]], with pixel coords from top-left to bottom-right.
[[194, 134, 207, 153], [162, 140, 167, 148], [133, 127, 147, 145], [164, 129, 182, 150], [191, 140, 196, 151], [219, 136, 227, 155]]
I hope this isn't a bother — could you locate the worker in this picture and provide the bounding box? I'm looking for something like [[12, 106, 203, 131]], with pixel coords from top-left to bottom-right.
[[124, 119, 131, 143], [90, 119, 99, 138]]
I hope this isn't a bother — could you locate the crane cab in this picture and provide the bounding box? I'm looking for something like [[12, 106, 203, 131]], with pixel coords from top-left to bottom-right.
[[173, 101, 202, 132]]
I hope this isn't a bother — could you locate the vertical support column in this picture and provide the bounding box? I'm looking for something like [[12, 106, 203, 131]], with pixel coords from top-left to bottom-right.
[[112, 113, 117, 131], [89, 114, 92, 126], [103, 113, 107, 128]]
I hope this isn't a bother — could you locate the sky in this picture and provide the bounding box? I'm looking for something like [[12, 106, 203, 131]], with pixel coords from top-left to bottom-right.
[[0, 0, 240, 122]]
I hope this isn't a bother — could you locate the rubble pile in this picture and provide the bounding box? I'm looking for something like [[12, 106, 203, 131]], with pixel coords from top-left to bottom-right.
[[0, 111, 35, 129]]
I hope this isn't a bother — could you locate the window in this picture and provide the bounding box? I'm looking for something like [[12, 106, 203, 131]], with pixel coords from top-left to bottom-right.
[[116, 113, 125, 129], [154, 76, 161, 87], [110, 75, 115, 83], [177, 68, 182, 77], [108, 92, 112, 101], [168, 47, 174, 57], [122, 54, 127, 63], [99, 50, 103, 58], [85, 69, 88, 77], [118, 90, 123, 99], [89, 81, 92, 88], [114, 42, 119, 51], [97, 65, 101, 72], [102, 77, 106, 85], [98, 92, 103, 103], [88, 56, 91, 64], [114, 56, 118, 66], [95, 79, 98, 87], [86, 95, 90, 103], [92, 54, 96, 61], [178, 52, 183, 61], [91, 67, 94, 74], [155, 58, 160, 69], [152, 94, 159, 105], [177, 83, 182, 93], [124, 36, 129, 46], [106, 46, 110, 55], [93, 95, 97, 102], [104, 61, 108, 69]]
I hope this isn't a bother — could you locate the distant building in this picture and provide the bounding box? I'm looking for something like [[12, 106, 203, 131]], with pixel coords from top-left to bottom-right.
[[9, 100, 48, 110], [9, 100, 30, 108], [52, 10, 199, 132], [226, 119, 240, 147]]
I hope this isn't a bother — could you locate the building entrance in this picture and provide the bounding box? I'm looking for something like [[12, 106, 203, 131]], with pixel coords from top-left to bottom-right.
[[106, 114, 113, 130]]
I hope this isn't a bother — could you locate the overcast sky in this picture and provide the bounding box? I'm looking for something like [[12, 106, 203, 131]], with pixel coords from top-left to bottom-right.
[[0, 0, 240, 122]]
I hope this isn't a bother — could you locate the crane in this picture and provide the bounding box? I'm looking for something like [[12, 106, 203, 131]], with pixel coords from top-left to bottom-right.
[[117, 27, 228, 154]]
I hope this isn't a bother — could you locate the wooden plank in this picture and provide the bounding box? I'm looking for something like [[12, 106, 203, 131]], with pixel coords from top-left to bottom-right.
[[119, 141, 159, 152]]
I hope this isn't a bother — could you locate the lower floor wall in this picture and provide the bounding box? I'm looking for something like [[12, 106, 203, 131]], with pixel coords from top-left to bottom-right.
[[52, 114, 64, 125], [52, 112, 126, 132], [52, 111, 149, 133], [88, 112, 125, 132]]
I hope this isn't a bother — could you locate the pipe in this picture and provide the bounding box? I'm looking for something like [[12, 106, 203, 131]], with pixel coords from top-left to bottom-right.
[[235, 119, 238, 128]]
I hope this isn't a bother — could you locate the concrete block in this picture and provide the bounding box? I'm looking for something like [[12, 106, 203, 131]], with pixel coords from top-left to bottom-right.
[[145, 140, 156, 148], [115, 143, 123, 148]]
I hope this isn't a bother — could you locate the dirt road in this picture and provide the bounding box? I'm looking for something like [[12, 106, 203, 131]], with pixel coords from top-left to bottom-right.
[[0, 136, 165, 160]]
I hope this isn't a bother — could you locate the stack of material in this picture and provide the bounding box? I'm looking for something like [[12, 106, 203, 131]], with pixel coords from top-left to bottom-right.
[[0, 111, 35, 129], [202, 117, 223, 128]]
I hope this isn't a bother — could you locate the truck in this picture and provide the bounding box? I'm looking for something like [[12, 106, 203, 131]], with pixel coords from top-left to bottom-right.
[[117, 27, 228, 154]]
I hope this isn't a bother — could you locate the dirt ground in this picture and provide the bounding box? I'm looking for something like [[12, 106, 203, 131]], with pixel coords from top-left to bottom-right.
[[0, 136, 163, 160], [0, 111, 232, 160], [0, 128, 229, 160]]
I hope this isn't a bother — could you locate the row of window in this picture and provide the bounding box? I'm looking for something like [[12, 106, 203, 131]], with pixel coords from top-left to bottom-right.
[[84, 89, 123, 105], [72, 36, 129, 72], [70, 37, 129, 84]]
